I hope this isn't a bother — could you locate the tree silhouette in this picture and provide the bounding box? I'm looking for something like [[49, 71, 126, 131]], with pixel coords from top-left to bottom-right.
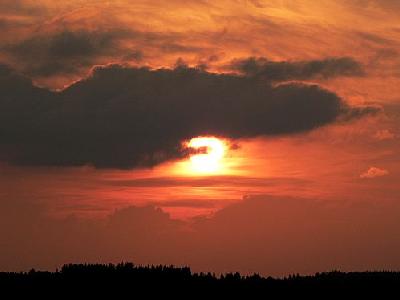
[[0, 262, 398, 296]]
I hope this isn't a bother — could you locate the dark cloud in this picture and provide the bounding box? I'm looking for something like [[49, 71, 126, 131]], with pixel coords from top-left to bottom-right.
[[3, 30, 129, 77], [356, 32, 395, 45], [229, 57, 365, 80], [0, 0, 46, 16], [348, 0, 400, 11], [0, 18, 23, 29], [1, 28, 209, 78], [122, 50, 144, 63], [0, 64, 378, 168]]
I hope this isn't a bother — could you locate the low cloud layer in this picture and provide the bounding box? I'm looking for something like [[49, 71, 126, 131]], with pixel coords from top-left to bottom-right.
[[0, 63, 379, 168], [1, 195, 400, 276]]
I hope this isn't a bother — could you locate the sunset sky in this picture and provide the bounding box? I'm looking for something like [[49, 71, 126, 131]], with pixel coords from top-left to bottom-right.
[[1, 0, 400, 276]]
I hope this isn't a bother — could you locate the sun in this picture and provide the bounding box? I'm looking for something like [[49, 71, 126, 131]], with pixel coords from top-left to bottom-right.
[[185, 136, 226, 174], [168, 135, 239, 176]]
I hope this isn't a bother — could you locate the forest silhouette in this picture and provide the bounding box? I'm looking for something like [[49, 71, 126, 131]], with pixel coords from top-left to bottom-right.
[[1, 262, 399, 296]]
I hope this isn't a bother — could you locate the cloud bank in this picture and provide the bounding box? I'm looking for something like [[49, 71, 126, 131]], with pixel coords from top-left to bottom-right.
[[1, 195, 400, 276]]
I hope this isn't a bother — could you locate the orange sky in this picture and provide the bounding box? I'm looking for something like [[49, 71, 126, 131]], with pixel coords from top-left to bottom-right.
[[0, 0, 400, 276]]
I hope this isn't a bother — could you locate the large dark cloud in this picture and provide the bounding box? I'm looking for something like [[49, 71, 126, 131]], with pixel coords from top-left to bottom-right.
[[0, 63, 378, 168], [229, 57, 364, 80]]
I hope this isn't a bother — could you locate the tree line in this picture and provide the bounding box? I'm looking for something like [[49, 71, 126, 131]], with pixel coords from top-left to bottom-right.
[[1, 262, 399, 296]]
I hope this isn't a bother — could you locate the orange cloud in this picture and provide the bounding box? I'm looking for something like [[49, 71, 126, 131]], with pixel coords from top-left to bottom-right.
[[360, 167, 389, 179], [374, 129, 396, 140]]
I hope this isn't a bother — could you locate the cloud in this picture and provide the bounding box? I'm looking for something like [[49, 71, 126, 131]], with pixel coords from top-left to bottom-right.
[[0, 64, 379, 168], [0, 17, 29, 30], [0, 0, 397, 89], [0, 0, 46, 16], [2, 194, 400, 275], [360, 167, 389, 179], [229, 57, 365, 80], [103, 175, 308, 188], [1, 28, 209, 80], [347, 0, 400, 11], [373, 129, 395, 140], [356, 31, 395, 45], [3, 30, 132, 77]]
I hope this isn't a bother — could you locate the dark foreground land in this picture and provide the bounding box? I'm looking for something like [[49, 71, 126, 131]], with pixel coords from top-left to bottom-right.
[[1, 263, 399, 296]]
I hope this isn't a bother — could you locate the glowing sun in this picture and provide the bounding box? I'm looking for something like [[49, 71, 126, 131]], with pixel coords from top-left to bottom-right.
[[186, 137, 226, 174]]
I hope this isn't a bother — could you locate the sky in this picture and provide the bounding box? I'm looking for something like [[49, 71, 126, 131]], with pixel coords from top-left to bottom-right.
[[0, 0, 400, 276]]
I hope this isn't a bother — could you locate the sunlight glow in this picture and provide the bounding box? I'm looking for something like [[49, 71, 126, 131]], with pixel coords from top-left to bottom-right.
[[186, 137, 226, 174], [166, 136, 245, 177]]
